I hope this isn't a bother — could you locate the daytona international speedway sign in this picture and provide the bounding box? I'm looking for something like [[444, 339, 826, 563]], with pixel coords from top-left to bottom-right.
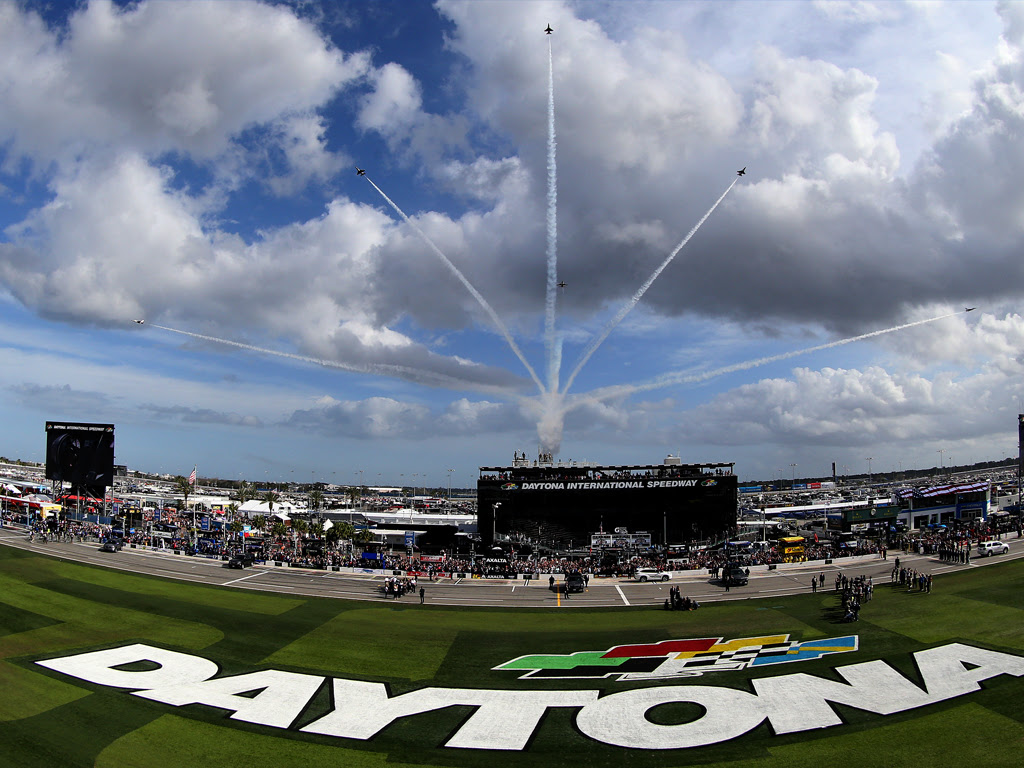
[[35, 638, 1024, 751], [500, 478, 717, 490]]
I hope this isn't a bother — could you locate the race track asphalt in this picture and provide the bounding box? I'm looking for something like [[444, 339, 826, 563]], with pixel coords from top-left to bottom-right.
[[1, 526, 1020, 609]]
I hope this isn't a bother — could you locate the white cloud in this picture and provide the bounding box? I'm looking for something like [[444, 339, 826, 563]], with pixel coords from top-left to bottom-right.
[[0, 0, 365, 172], [2, 0, 1024, 477], [749, 46, 899, 178], [358, 63, 423, 133], [265, 112, 346, 196]]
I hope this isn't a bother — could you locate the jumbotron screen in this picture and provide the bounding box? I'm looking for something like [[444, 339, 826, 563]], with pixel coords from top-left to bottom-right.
[[44, 421, 115, 495], [477, 461, 737, 547]]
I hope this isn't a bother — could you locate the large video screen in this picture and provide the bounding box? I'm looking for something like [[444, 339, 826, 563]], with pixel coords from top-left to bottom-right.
[[478, 472, 737, 546], [45, 422, 115, 494]]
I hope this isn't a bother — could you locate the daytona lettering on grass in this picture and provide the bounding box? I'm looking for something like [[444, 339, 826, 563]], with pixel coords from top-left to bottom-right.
[[35, 643, 1024, 751]]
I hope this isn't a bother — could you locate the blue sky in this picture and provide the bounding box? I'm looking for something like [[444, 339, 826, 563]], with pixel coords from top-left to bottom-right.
[[1, 0, 1023, 487]]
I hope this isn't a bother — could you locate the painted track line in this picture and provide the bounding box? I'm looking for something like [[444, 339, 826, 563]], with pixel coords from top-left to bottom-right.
[[222, 571, 264, 586], [615, 585, 630, 605]]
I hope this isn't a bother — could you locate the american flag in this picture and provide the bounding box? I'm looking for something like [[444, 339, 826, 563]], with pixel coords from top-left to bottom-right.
[[189, 467, 197, 486]]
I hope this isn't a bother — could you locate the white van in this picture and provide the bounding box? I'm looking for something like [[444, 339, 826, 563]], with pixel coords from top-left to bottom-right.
[[977, 540, 1009, 557]]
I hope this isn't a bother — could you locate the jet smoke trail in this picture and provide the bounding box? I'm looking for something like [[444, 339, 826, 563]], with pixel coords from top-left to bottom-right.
[[563, 176, 739, 394], [544, 35, 560, 395], [363, 176, 547, 394], [576, 309, 965, 405], [146, 323, 522, 399]]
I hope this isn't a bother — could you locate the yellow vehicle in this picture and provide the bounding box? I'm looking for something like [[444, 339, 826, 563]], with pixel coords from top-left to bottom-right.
[[779, 535, 806, 563]]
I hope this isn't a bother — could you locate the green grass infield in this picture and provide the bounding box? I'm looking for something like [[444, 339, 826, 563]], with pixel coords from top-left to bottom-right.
[[2, 544, 1023, 767]]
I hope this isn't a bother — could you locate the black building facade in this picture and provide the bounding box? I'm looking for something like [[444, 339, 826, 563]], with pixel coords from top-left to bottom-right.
[[477, 457, 737, 548]]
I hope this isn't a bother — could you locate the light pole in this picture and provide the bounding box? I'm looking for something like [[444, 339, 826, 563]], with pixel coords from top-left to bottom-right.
[[937, 448, 945, 474], [790, 463, 797, 489], [447, 468, 454, 503], [492, 502, 501, 545], [866, 457, 873, 485]]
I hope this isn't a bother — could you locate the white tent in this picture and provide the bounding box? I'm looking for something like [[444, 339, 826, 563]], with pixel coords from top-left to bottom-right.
[[237, 499, 298, 520]]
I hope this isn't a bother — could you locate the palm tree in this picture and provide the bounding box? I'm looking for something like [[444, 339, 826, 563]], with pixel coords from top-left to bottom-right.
[[263, 490, 279, 518], [236, 481, 254, 505], [326, 521, 354, 553], [227, 519, 244, 553], [251, 514, 266, 534], [308, 488, 324, 513], [270, 520, 287, 541], [308, 519, 325, 540], [224, 502, 240, 552], [174, 476, 192, 513], [332, 521, 355, 543], [355, 527, 373, 546], [346, 486, 361, 509]]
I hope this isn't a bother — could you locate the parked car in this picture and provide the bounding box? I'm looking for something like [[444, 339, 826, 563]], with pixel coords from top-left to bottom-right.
[[225, 553, 256, 569], [564, 573, 586, 593], [635, 568, 670, 582], [721, 562, 750, 587], [977, 541, 1009, 557]]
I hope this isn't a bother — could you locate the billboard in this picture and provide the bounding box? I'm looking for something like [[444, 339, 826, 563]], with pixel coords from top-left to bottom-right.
[[479, 465, 737, 546], [45, 422, 115, 496], [590, 533, 652, 549]]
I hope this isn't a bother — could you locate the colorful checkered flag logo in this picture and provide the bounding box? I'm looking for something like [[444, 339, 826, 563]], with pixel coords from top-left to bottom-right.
[[496, 634, 858, 680]]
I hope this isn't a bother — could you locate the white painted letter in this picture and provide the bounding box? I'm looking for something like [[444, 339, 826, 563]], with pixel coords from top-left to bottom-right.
[[303, 679, 596, 750], [36, 643, 217, 690], [574, 686, 765, 750], [134, 669, 325, 728], [753, 661, 935, 734], [915, 643, 1024, 699]]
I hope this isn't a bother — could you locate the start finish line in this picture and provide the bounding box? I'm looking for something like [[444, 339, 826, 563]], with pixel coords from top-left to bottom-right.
[[36, 642, 1024, 751]]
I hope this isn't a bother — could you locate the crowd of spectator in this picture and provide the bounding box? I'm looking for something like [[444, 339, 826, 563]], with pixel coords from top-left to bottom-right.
[[4, 505, 1020, 580], [891, 556, 933, 593], [835, 572, 873, 622]]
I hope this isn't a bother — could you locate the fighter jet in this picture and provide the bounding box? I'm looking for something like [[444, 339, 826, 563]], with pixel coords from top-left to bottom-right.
[[134, 319, 145, 325], [355, 167, 366, 176], [965, 307, 976, 312], [545, 24, 553, 34], [737, 167, 746, 176], [557, 281, 566, 288]]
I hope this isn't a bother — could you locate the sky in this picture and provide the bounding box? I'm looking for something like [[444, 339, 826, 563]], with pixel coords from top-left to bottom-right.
[[1, 0, 1024, 488]]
